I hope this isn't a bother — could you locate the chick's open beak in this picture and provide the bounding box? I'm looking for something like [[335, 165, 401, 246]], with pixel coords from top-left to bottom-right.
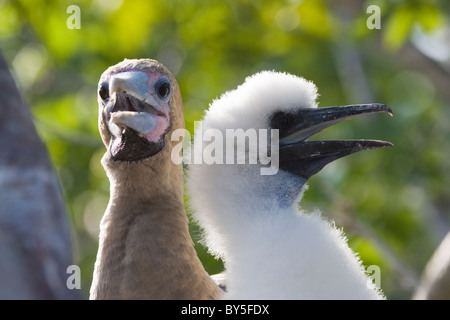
[[278, 104, 393, 180]]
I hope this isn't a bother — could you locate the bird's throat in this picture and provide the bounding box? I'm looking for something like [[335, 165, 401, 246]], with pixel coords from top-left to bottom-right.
[[90, 157, 221, 299]]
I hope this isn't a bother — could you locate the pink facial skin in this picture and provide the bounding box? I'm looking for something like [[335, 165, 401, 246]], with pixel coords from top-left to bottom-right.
[[140, 71, 171, 143], [142, 114, 169, 143]]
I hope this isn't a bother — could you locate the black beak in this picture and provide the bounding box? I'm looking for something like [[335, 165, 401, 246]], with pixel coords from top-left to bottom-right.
[[277, 104, 393, 180]]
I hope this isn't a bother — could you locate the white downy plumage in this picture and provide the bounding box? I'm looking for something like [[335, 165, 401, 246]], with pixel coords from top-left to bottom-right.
[[188, 71, 388, 299]]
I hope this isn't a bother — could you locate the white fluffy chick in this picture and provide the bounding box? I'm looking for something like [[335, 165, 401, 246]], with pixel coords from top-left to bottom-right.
[[188, 71, 392, 299]]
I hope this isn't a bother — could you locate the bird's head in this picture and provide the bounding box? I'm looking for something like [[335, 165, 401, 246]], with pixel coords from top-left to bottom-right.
[[188, 71, 392, 259], [190, 71, 392, 212], [97, 59, 183, 163]]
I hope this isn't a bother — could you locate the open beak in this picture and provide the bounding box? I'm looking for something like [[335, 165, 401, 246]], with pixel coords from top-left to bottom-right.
[[104, 71, 165, 138], [278, 104, 393, 180]]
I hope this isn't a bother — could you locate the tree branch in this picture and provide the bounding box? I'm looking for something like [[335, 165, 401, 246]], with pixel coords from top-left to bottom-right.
[[413, 231, 450, 300]]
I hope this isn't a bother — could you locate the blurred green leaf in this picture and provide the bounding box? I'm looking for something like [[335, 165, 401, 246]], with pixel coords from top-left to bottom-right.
[[383, 5, 416, 50]]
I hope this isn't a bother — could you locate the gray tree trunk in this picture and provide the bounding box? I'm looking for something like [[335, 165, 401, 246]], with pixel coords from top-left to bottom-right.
[[0, 52, 79, 299]]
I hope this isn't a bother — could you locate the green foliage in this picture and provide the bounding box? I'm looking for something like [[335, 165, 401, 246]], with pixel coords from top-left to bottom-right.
[[383, 2, 446, 49], [1, 0, 449, 299]]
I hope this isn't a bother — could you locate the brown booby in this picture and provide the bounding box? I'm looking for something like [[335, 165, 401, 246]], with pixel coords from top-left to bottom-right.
[[90, 59, 222, 299]]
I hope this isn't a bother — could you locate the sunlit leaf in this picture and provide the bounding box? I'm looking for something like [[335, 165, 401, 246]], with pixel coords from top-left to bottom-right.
[[383, 5, 415, 50]]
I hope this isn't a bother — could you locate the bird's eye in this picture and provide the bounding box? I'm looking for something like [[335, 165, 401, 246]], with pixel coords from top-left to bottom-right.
[[271, 112, 294, 130], [99, 82, 109, 100], [156, 78, 171, 99]]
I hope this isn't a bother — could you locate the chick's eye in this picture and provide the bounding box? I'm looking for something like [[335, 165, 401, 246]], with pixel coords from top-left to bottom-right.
[[271, 112, 294, 130], [156, 79, 171, 99], [99, 82, 109, 100]]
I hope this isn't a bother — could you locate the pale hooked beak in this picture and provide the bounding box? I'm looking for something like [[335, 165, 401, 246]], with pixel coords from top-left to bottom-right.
[[104, 71, 166, 138], [109, 71, 164, 114]]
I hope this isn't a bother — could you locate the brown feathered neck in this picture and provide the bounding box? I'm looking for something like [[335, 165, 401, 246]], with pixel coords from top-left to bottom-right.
[[91, 133, 221, 300]]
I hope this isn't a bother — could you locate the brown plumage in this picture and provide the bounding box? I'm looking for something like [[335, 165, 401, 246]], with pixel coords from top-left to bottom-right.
[[90, 59, 222, 299]]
